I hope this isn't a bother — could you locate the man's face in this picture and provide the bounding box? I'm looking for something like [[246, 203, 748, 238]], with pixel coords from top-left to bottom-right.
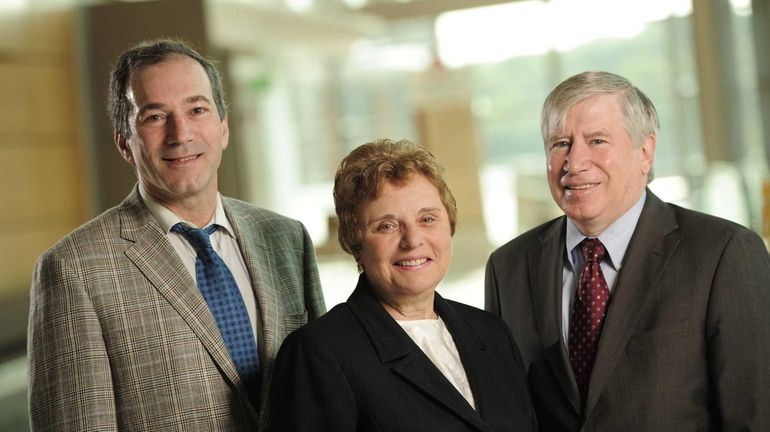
[[545, 93, 655, 236], [115, 54, 228, 208]]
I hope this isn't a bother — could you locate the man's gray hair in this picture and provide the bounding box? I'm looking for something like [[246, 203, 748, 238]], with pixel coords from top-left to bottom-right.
[[541, 71, 659, 149]]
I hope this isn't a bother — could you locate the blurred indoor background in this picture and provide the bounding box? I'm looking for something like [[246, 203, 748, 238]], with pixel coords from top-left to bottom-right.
[[2, 0, 770, 429]]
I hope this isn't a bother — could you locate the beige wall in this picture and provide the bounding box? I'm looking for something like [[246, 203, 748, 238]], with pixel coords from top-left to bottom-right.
[[0, 7, 86, 346]]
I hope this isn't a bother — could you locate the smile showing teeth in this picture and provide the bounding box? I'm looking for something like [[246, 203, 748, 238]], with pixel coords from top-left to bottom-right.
[[166, 155, 198, 162], [567, 183, 598, 190], [396, 258, 428, 267]]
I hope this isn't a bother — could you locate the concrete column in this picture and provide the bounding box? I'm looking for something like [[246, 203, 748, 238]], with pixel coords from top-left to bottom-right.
[[414, 66, 491, 276], [752, 0, 770, 170], [417, 101, 485, 225], [751, 0, 770, 242], [692, 0, 744, 163]]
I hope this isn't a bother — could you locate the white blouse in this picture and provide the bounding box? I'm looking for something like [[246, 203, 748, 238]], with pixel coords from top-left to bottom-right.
[[396, 317, 476, 409]]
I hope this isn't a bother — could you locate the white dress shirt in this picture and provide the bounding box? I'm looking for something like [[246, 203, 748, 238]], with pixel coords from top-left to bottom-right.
[[397, 317, 476, 409], [139, 185, 260, 345]]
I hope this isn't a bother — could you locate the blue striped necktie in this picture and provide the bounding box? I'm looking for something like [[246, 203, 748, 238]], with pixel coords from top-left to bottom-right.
[[172, 223, 261, 401]]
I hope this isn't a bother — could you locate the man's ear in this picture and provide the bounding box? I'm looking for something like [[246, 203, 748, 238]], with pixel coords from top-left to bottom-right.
[[221, 116, 230, 150], [114, 131, 134, 165], [640, 133, 656, 176]]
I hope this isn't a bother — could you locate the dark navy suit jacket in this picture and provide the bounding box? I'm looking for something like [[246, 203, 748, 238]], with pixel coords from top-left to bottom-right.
[[269, 274, 536, 431]]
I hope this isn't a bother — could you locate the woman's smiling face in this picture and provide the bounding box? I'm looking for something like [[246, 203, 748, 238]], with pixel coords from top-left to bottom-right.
[[356, 174, 453, 304]]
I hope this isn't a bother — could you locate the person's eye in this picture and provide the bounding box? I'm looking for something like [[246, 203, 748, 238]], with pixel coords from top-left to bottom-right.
[[421, 215, 436, 224], [191, 106, 209, 115], [140, 114, 165, 125], [550, 140, 570, 151], [592, 138, 606, 145], [376, 222, 397, 232]]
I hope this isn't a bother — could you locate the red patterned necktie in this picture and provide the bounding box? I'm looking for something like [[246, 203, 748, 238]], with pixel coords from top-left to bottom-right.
[[568, 237, 610, 400]]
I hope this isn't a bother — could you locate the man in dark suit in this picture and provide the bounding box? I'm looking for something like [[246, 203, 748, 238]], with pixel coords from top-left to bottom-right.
[[485, 71, 770, 431], [28, 39, 325, 431]]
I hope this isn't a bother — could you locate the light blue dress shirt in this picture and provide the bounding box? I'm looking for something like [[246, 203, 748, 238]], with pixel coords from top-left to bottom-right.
[[560, 191, 647, 344]]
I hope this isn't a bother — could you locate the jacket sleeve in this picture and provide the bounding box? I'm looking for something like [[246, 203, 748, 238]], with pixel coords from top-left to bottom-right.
[[706, 229, 770, 430], [27, 252, 117, 431], [300, 222, 326, 320], [267, 327, 357, 431]]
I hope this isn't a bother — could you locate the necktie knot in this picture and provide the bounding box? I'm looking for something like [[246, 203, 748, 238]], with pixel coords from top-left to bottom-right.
[[581, 237, 606, 263], [172, 223, 218, 255]]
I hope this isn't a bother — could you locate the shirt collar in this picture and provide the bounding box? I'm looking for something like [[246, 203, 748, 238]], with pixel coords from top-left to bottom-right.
[[138, 184, 235, 238], [565, 190, 646, 271]]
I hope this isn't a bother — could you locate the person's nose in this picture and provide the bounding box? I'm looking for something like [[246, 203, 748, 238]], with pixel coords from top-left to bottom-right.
[[399, 225, 424, 249], [564, 139, 590, 174], [167, 113, 193, 145]]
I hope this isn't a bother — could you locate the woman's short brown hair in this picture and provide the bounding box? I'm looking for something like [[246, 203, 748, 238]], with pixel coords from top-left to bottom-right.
[[333, 138, 457, 257]]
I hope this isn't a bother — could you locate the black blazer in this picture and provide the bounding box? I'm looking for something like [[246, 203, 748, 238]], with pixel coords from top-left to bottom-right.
[[486, 189, 770, 431], [268, 274, 536, 431]]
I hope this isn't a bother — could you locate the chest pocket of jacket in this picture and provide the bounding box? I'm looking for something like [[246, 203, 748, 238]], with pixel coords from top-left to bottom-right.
[[625, 326, 696, 358]]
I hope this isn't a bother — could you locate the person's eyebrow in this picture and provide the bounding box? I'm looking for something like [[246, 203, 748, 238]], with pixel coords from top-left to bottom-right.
[[136, 95, 213, 116]]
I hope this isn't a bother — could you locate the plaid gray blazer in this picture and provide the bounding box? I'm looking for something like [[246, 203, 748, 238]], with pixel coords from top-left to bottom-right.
[[27, 186, 326, 431]]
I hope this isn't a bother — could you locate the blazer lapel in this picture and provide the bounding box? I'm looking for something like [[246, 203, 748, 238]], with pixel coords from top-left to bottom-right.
[[224, 204, 276, 350], [222, 201, 281, 410], [436, 293, 513, 427], [583, 190, 680, 417], [119, 188, 252, 404], [529, 218, 582, 414], [348, 276, 487, 431]]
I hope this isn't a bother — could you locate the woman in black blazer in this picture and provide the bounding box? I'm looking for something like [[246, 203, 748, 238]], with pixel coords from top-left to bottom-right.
[[268, 139, 536, 431]]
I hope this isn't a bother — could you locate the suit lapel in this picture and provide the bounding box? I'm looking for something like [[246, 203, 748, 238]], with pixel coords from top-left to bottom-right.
[[224, 203, 277, 354], [222, 200, 281, 412], [119, 188, 253, 407], [434, 294, 490, 425], [348, 276, 487, 431], [583, 190, 680, 418], [529, 218, 582, 414]]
